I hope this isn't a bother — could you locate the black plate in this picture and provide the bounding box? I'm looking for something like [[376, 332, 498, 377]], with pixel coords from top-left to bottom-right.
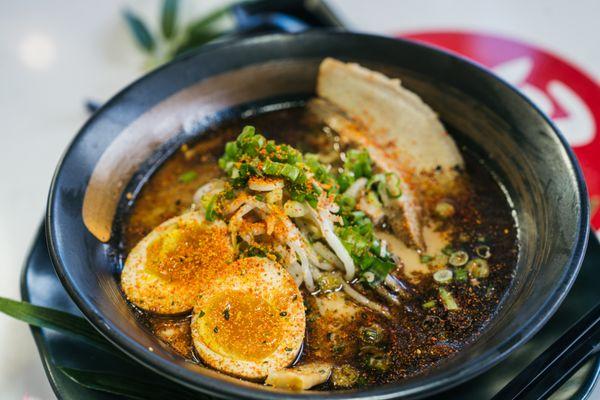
[[22, 223, 600, 399]]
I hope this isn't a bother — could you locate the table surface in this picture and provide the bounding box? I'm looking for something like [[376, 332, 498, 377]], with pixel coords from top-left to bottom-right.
[[0, 1, 598, 398]]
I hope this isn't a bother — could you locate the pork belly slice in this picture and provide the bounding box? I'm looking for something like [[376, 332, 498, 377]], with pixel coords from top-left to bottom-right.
[[307, 98, 425, 250], [313, 58, 466, 250], [317, 58, 463, 173]]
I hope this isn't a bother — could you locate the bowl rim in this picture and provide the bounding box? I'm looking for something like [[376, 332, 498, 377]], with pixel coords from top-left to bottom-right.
[[46, 30, 590, 399]]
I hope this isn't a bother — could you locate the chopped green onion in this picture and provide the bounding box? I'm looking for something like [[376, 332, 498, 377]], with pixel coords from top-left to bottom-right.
[[367, 173, 384, 189], [454, 267, 468, 281], [363, 271, 376, 283], [344, 149, 372, 178], [433, 269, 453, 284], [178, 170, 198, 183], [385, 173, 402, 198], [336, 195, 356, 213], [359, 256, 395, 283], [467, 258, 489, 278], [331, 365, 359, 388], [422, 300, 437, 309], [262, 159, 303, 182], [430, 253, 449, 268], [358, 324, 385, 344], [365, 191, 382, 206], [442, 245, 455, 256], [316, 273, 343, 292], [224, 141, 239, 158], [283, 200, 305, 218], [475, 245, 491, 259], [438, 287, 459, 310], [238, 125, 255, 140], [448, 250, 469, 267], [265, 188, 282, 204], [362, 350, 390, 372], [337, 171, 356, 192], [420, 254, 433, 263]]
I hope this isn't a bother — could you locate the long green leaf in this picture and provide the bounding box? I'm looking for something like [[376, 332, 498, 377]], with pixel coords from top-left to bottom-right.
[[172, 26, 225, 57], [59, 367, 206, 399], [161, 0, 179, 39], [170, 6, 232, 57], [123, 9, 156, 53], [185, 5, 231, 37], [0, 297, 126, 358]]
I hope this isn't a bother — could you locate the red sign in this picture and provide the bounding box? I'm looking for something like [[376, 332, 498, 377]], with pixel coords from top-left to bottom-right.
[[401, 31, 600, 230]]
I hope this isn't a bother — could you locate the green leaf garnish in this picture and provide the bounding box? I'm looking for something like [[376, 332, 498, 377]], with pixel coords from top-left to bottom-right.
[[160, 0, 178, 39], [0, 297, 123, 357], [178, 170, 198, 183], [171, 5, 232, 57], [123, 10, 156, 53]]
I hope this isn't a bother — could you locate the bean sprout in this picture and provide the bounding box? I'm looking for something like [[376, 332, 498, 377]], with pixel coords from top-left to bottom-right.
[[343, 177, 368, 199], [342, 282, 390, 318]]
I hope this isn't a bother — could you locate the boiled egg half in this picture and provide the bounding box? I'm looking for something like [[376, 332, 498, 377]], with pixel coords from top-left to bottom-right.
[[191, 257, 305, 379]]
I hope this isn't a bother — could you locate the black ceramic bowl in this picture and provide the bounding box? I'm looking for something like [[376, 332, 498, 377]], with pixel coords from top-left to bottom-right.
[[47, 31, 589, 399]]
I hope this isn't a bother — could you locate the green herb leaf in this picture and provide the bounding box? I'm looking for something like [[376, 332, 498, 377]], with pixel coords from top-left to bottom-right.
[[160, 0, 178, 39], [185, 5, 231, 37], [178, 170, 198, 183], [172, 5, 231, 57], [0, 297, 121, 356], [123, 10, 155, 53], [59, 367, 196, 400]]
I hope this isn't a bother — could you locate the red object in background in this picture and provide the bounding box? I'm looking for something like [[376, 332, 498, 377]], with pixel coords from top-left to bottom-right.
[[402, 31, 600, 230]]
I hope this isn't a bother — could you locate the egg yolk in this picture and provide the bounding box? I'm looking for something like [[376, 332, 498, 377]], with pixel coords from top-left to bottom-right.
[[198, 290, 284, 362], [145, 220, 232, 282]]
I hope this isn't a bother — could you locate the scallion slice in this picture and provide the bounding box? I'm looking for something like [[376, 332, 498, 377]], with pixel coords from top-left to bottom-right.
[[467, 258, 490, 278], [385, 173, 402, 198], [449, 250, 469, 267], [439, 287, 459, 310], [433, 269, 453, 284]]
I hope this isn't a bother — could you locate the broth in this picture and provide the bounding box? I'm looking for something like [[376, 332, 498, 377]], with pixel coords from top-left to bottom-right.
[[119, 106, 517, 389]]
